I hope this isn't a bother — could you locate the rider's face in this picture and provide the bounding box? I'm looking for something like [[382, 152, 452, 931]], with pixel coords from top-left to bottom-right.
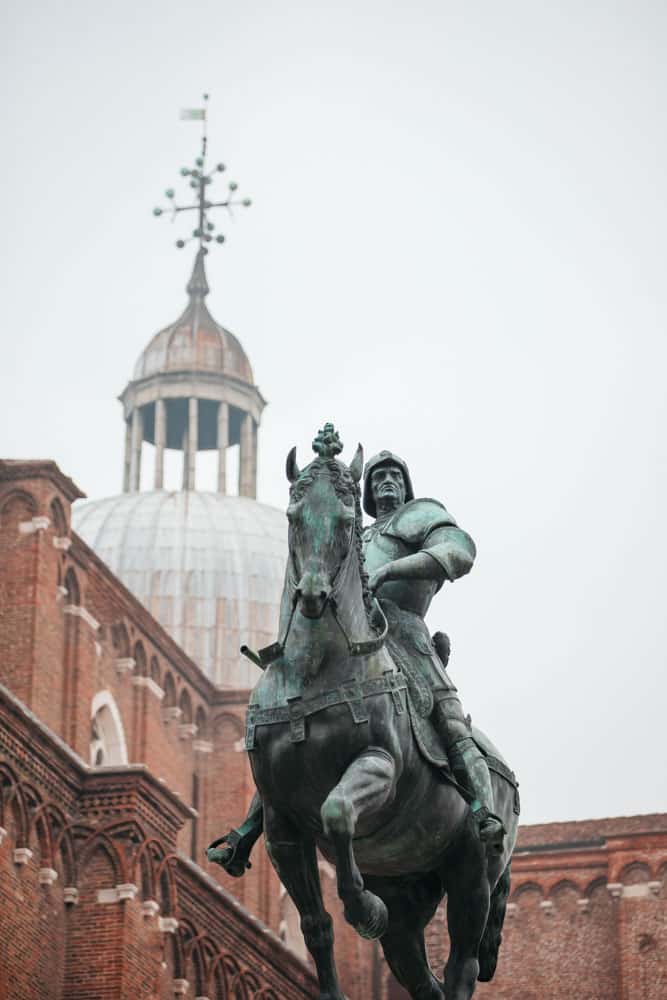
[[370, 464, 406, 511]]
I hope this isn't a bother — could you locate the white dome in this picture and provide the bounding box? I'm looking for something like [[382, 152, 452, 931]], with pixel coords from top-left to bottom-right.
[[72, 491, 287, 688]]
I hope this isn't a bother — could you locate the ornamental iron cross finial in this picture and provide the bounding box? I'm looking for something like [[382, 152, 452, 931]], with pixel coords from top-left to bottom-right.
[[152, 94, 252, 253]]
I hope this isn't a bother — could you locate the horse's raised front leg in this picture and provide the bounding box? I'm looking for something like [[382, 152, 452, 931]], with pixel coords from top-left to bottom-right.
[[320, 747, 395, 940], [264, 806, 345, 1000]]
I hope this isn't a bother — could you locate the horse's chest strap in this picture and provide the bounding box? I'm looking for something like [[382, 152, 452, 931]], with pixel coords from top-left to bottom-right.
[[245, 673, 407, 749]]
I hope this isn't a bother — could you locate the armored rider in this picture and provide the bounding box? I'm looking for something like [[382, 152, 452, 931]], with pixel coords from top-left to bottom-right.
[[207, 448, 503, 874], [362, 449, 503, 846]]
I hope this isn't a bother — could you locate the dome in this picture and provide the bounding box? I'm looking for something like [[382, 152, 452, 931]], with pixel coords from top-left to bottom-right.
[[73, 491, 287, 688], [132, 250, 253, 384]]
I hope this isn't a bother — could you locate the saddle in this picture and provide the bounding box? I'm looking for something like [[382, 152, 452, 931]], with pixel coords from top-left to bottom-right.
[[380, 600, 456, 773], [380, 600, 520, 810]]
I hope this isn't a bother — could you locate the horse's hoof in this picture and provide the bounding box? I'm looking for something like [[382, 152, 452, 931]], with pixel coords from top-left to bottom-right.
[[344, 890, 388, 940]]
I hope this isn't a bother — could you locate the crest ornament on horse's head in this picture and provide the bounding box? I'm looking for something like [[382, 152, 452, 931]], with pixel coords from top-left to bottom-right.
[[286, 423, 364, 489]]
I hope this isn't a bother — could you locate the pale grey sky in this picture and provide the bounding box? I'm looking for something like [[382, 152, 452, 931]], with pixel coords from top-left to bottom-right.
[[2, 1, 666, 824]]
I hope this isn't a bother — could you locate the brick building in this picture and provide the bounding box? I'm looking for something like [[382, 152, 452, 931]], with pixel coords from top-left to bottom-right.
[[0, 242, 664, 999]]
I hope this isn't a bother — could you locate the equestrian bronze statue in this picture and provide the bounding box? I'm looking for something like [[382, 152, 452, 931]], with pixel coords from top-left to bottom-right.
[[207, 424, 520, 1000]]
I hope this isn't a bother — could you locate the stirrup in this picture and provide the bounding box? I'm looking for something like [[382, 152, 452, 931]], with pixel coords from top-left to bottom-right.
[[470, 801, 506, 849], [206, 829, 252, 876]]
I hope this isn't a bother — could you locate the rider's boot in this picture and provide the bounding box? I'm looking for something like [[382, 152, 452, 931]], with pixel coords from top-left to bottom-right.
[[206, 792, 264, 877], [448, 735, 505, 852], [431, 689, 505, 851]]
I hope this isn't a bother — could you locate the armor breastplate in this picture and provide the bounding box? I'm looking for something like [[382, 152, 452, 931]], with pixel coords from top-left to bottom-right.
[[362, 524, 438, 619]]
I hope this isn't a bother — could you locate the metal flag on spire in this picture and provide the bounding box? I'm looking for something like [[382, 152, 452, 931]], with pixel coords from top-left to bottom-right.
[[153, 94, 251, 253]]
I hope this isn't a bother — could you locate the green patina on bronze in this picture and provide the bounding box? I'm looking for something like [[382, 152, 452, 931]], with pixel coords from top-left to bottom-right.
[[207, 424, 520, 1000]]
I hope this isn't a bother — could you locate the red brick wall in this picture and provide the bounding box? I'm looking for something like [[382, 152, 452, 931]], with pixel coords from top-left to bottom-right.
[[0, 489, 39, 708], [0, 683, 318, 1000], [64, 846, 124, 999]]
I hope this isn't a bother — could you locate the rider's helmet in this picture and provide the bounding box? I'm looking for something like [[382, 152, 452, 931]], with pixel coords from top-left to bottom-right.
[[362, 450, 415, 518]]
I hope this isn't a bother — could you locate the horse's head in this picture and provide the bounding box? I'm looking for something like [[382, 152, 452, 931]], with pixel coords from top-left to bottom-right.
[[285, 424, 364, 620]]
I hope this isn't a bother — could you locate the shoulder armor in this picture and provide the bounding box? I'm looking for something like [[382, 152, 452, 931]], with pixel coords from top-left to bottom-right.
[[383, 497, 457, 545]]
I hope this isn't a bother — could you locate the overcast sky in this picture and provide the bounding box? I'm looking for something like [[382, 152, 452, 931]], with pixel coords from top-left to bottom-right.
[[2, 1, 666, 825]]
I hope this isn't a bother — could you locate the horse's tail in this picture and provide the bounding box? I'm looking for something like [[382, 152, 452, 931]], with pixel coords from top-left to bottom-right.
[[477, 862, 511, 982]]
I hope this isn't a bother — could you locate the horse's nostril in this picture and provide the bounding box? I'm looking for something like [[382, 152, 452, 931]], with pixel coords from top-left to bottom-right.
[[319, 591, 327, 600]]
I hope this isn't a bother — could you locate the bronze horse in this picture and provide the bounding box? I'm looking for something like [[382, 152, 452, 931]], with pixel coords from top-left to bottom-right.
[[228, 438, 518, 999]]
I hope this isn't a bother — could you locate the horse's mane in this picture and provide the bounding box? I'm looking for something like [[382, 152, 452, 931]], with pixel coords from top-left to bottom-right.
[[289, 457, 374, 619]]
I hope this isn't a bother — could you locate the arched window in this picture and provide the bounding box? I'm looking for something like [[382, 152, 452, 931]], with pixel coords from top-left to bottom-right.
[[111, 622, 130, 658], [163, 672, 176, 708], [133, 641, 147, 676], [90, 691, 128, 766], [50, 497, 67, 537], [62, 568, 81, 744], [178, 688, 193, 725], [195, 706, 208, 740]]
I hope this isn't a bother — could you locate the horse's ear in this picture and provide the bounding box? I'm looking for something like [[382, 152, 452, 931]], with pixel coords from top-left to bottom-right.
[[286, 446, 300, 483], [349, 443, 364, 483]]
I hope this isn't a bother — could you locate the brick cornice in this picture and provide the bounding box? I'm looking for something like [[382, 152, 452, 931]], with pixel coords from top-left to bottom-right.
[[0, 682, 84, 807], [0, 683, 193, 842], [0, 460, 85, 502]]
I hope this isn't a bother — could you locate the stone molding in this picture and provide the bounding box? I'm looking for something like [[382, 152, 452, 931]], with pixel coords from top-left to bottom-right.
[[13, 847, 33, 866], [610, 882, 663, 900], [53, 535, 72, 551], [116, 657, 136, 676], [118, 882, 139, 901], [63, 887, 79, 905], [97, 883, 139, 903], [162, 706, 183, 723], [39, 867, 58, 886], [179, 722, 198, 740], [19, 515, 50, 534], [193, 739, 213, 754], [173, 981, 189, 997], [132, 675, 165, 699], [158, 916, 179, 934], [0, 826, 7, 845], [142, 899, 160, 918], [63, 604, 100, 632]]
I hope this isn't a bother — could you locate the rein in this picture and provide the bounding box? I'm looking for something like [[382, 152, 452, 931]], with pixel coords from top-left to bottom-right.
[[250, 496, 388, 668]]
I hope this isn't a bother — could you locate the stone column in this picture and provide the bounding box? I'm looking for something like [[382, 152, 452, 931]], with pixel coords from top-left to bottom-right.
[[122, 419, 132, 492], [239, 413, 255, 497], [185, 397, 198, 491], [181, 426, 189, 491], [250, 419, 258, 500], [154, 399, 166, 490], [217, 401, 229, 494], [129, 408, 143, 492]]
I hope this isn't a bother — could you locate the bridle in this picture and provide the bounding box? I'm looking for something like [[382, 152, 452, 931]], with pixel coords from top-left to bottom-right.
[[254, 497, 388, 668]]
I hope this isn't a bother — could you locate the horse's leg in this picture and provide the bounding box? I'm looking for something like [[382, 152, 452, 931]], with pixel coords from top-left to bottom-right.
[[368, 872, 444, 1000], [264, 807, 344, 1000], [320, 748, 395, 940], [442, 819, 490, 1000]]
